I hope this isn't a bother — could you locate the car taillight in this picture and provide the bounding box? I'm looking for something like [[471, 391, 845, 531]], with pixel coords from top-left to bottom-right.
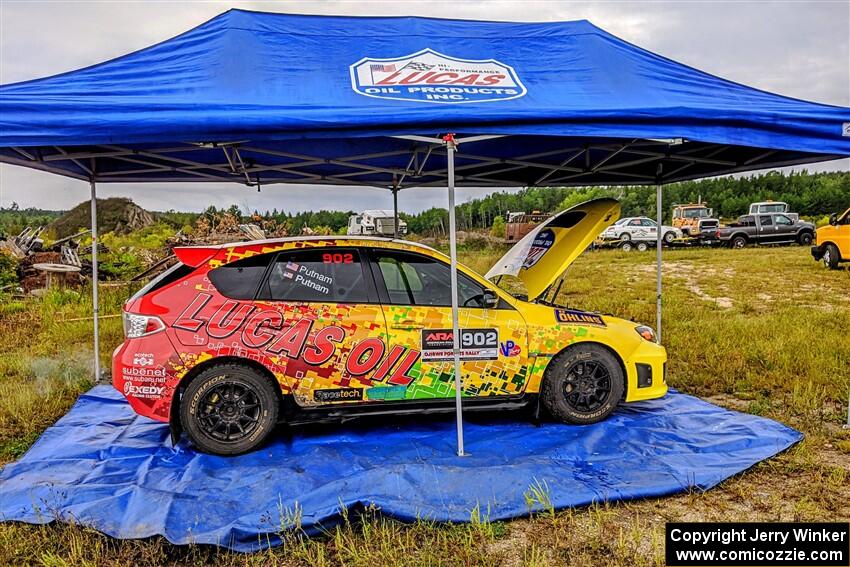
[[123, 312, 166, 338]]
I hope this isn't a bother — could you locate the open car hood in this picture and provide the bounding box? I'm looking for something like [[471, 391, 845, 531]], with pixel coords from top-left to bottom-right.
[[485, 198, 620, 301]]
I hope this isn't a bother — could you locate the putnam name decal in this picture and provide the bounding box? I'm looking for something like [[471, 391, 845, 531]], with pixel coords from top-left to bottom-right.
[[350, 48, 526, 104], [554, 308, 606, 327]]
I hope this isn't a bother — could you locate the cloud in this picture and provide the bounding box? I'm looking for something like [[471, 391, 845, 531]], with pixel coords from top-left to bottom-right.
[[0, 1, 846, 212]]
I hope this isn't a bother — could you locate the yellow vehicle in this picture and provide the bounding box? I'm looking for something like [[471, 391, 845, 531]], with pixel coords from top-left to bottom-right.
[[811, 207, 850, 269], [114, 198, 666, 454], [671, 203, 720, 237]]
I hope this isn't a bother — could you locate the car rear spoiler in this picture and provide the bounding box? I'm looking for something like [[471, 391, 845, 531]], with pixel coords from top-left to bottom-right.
[[173, 246, 218, 267]]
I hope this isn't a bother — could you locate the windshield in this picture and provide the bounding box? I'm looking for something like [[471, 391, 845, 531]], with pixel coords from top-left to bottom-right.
[[682, 208, 710, 219], [613, 218, 629, 225]]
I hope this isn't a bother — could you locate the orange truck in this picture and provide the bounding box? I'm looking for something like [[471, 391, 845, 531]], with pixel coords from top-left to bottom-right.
[[811, 207, 850, 269], [671, 203, 720, 240], [505, 211, 552, 242]]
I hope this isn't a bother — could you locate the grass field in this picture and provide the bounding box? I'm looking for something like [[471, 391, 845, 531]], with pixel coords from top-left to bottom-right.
[[0, 244, 848, 566]]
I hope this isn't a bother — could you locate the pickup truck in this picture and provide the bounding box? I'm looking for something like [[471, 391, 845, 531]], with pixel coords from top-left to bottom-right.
[[715, 213, 815, 248]]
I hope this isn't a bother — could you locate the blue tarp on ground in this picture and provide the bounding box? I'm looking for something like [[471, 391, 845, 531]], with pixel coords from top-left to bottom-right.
[[0, 385, 801, 552]]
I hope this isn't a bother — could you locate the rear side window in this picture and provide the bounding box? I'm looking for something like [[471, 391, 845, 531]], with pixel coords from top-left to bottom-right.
[[759, 215, 773, 226], [262, 248, 369, 303], [130, 262, 194, 301], [209, 254, 272, 300]]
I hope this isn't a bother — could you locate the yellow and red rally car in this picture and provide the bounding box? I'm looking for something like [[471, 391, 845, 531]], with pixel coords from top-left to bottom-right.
[[113, 198, 667, 454]]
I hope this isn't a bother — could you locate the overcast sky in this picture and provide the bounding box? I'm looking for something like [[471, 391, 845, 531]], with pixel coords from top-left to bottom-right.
[[0, 0, 847, 214]]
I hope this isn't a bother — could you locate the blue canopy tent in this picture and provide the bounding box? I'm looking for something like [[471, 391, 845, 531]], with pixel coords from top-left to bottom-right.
[[2, 9, 849, 451]]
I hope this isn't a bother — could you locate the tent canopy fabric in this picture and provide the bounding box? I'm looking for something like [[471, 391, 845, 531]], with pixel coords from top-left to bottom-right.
[[1, 9, 848, 188]]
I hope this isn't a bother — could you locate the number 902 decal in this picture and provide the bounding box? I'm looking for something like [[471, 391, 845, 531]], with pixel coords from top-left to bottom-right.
[[421, 328, 499, 361]]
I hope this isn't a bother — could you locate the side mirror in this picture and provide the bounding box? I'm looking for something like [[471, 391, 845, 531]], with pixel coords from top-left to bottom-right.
[[708, 209, 714, 217], [483, 289, 499, 308], [829, 213, 838, 226]]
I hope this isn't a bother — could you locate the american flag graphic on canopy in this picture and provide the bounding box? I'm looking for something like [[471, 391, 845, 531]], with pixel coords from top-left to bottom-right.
[[369, 63, 396, 73]]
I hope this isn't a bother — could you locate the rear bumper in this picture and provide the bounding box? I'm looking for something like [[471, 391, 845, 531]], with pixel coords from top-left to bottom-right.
[[112, 336, 179, 423]]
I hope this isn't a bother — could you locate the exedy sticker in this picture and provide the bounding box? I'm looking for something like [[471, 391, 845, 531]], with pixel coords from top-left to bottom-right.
[[350, 48, 526, 104], [420, 328, 499, 361], [554, 308, 606, 327]]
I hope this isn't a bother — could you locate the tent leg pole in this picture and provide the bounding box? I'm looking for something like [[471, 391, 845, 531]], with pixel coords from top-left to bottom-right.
[[393, 186, 399, 239], [655, 182, 662, 344], [446, 136, 466, 456], [844, 392, 850, 429], [90, 179, 101, 381]]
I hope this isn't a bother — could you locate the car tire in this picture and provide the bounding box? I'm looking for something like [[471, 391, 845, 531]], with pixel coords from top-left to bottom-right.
[[620, 241, 633, 252], [180, 363, 280, 455], [636, 242, 649, 252], [663, 231, 676, 244], [541, 344, 625, 425], [731, 235, 747, 249], [620, 233, 631, 241], [823, 243, 841, 269], [797, 231, 813, 246]]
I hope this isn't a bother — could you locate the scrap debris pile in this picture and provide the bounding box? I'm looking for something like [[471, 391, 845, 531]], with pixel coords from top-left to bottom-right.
[[0, 200, 296, 295]]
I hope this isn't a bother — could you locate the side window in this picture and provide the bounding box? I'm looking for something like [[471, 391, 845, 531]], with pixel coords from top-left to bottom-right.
[[374, 250, 488, 308], [759, 215, 773, 226], [643, 219, 656, 227], [208, 254, 272, 300], [775, 215, 792, 225], [628, 219, 642, 226], [263, 248, 369, 303]]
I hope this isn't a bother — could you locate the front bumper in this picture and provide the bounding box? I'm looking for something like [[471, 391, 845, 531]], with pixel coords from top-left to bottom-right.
[[623, 339, 668, 402], [810, 245, 823, 260]]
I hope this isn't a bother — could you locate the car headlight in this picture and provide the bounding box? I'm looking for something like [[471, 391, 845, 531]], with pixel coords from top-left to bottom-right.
[[635, 325, 656, 342]]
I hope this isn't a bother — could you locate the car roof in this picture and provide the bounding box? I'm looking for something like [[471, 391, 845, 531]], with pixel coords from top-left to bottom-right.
[[192, 235, 433, 251], [172, 235, 440, 267]]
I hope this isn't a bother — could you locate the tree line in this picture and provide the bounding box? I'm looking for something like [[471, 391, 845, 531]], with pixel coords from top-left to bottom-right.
[[406, 170, 849, 235], [2, 170, 846, 237]]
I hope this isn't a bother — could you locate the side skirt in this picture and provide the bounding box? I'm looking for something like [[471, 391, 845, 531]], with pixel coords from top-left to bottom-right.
[[281, 394, 538, 426]]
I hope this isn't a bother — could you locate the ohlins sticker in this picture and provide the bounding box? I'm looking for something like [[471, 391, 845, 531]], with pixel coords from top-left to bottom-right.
[[421, 328, 499, 361], [314, 388, 364, 402], [523, 228, 555, 269], [350, 48, 526, 104], [554, 308, 606, 327], [173, 294, 419, 385]]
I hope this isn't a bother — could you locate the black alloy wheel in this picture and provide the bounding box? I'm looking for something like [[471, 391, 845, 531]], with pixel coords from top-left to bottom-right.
[[562, 359, 611, 413], [197, 382, 261, 442], [541, 344, 625, 425], [181, 363, 279, 455]]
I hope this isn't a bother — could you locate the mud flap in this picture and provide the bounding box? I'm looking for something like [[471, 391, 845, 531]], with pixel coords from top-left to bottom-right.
[[169, 391, 183, 447]]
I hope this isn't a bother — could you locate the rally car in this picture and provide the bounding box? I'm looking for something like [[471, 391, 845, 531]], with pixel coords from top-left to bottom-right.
[[600, 216, 682, 244], [113, 198, 667, 455]]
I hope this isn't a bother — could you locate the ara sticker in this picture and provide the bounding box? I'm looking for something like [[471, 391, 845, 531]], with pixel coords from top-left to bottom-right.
[[554, 308, 606, 327], [421, 328, 499, 361]]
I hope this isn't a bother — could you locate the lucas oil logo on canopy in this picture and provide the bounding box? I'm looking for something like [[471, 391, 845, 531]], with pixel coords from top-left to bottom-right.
[[350, 49, 526, 104]]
